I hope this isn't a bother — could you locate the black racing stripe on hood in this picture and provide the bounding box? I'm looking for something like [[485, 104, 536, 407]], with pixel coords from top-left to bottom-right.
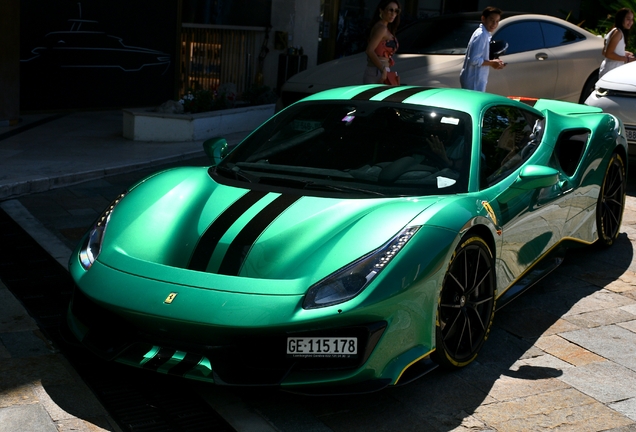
[[188, 190, 267, 272], [218, 194, 301, 276], [352, 86, 391, 100], [382, 87, 430, 103]]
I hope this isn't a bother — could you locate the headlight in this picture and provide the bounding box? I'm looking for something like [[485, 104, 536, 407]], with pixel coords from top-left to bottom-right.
[[595, 88, 608, 97], [303, 226, 420, 309], [79, 192, 126, 269]]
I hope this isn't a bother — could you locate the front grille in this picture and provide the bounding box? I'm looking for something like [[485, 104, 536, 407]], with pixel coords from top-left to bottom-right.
[[70, 285, 387, 385]]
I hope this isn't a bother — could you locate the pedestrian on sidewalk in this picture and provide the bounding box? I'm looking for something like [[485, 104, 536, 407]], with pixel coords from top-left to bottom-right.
[[363, 0, 401, 85], [599, 7, 634, 78], [459, 6, 506, 92]]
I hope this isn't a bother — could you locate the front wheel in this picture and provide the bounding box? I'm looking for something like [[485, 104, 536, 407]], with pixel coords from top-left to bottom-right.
[[579, 71, 598, 104], [433, 236, 496, 368], [596, 152, 626, 247]]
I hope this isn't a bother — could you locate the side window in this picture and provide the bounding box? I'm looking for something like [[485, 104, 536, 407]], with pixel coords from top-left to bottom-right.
[[540, 22, 584, 48], [481, 106, 542, 188], [494, 22, 544, 55]]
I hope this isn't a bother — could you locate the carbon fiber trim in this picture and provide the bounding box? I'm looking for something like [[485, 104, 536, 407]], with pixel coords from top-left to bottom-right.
[[142, 347, 176, 370], [167, 352, 207, 376]]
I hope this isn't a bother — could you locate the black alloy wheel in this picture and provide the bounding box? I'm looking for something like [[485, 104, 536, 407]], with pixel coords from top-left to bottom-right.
[[596, 152, 626, 247], [434, 236, 496, 368]]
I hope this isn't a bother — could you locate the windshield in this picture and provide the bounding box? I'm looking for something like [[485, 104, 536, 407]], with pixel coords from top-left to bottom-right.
[[397, 17, 481, 54], [216, 100, 472, 197]]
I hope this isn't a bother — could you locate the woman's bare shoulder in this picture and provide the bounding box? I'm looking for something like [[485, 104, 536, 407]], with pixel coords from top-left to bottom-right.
[[370, 21, 389, 36]]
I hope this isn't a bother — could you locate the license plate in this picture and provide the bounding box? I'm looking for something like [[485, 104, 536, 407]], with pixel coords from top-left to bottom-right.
[[286, 337, 357, 358], [626, 128, 636, 142]]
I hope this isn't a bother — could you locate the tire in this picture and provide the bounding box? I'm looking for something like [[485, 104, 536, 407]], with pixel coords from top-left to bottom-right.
[[433, 236, 496, 368], [578, 71, 598, 104], [596, 152, 626, 247]]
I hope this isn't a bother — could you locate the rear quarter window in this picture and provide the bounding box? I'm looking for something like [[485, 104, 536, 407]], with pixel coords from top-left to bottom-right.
[[540, 22, 585, 48]]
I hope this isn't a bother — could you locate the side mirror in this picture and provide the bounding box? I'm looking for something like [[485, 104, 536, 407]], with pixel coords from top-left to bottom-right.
[[489, 40, 508, 59], [514, 165, 559, 190], [203, 137, 228, 166], [497, 165, 559, 203]]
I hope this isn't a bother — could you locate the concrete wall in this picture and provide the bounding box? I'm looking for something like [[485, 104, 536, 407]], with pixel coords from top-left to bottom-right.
[[262, 0, 321, 90]]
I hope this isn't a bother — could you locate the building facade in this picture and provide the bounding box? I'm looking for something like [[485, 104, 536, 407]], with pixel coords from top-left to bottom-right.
[[1, 0, 584, 116]]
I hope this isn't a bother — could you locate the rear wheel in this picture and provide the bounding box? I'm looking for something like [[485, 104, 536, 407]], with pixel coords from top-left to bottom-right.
[[596, 152, 626, 247], [433, 236, 496, 368]]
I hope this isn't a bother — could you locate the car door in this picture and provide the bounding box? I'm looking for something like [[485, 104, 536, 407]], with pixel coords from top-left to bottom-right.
[[478, 105, 569, 288], [487, 20, 559, 99]]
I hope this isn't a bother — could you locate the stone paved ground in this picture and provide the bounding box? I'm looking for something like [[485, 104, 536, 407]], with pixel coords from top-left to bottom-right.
[[0, 280, 119, 432]]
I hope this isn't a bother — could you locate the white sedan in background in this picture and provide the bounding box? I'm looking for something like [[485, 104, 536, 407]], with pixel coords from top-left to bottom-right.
[[279, 12, 603, 108], [585, 62, 636, 156]]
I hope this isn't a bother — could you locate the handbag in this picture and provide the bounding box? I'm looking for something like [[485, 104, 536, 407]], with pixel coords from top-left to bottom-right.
[[384, 71, 400, 86]]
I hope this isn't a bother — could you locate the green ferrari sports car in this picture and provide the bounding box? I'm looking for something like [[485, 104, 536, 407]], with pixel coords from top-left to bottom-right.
[[66, 85, 628, 394]]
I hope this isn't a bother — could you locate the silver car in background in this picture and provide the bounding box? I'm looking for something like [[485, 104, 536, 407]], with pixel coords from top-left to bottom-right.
[[585, 61, 636, 156], [279, 12, 603, 108]]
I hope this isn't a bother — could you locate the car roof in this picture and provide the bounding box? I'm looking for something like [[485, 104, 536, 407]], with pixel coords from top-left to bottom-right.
[[399, 11, 593, 35], [301, 85, 541, 117], [495, 13, 598, 37]]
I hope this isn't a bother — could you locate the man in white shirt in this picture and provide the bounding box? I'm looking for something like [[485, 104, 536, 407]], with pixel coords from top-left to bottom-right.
[[460, 6, 506, 91]]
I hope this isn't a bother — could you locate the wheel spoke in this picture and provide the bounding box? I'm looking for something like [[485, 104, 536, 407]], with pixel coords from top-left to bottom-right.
[[451, 311, 469, 358], [448, 271, 465, 293], [470, 249, 481, 293], [465, 266, 491, 298], [443, 308, 463, 339], [468, 306, 486, 332], [463, 309, 473, 353]]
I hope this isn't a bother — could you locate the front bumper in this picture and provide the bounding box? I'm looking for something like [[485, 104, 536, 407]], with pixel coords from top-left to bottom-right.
[[67, 284, 390, 391], [585, 92, 636, 153]]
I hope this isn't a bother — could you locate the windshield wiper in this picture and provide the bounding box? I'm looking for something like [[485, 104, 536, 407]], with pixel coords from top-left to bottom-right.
[[258, 176, 385, 196], [214, 164, 259, 183], [216, 167, 384, 196], [303, 181, 386, 196]]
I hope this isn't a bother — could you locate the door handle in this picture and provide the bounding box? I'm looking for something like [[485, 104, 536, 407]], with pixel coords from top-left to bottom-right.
[[535, 52, 548, 61]]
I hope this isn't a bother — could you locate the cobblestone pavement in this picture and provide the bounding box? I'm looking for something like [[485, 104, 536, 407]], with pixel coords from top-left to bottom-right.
[[3, 157, 636, 431]]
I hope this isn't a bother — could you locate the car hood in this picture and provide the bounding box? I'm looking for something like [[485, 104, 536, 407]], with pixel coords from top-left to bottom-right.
[[96, 167, 442, 293], [596, 62, 636, 92], [282, 52, 464, 93]]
